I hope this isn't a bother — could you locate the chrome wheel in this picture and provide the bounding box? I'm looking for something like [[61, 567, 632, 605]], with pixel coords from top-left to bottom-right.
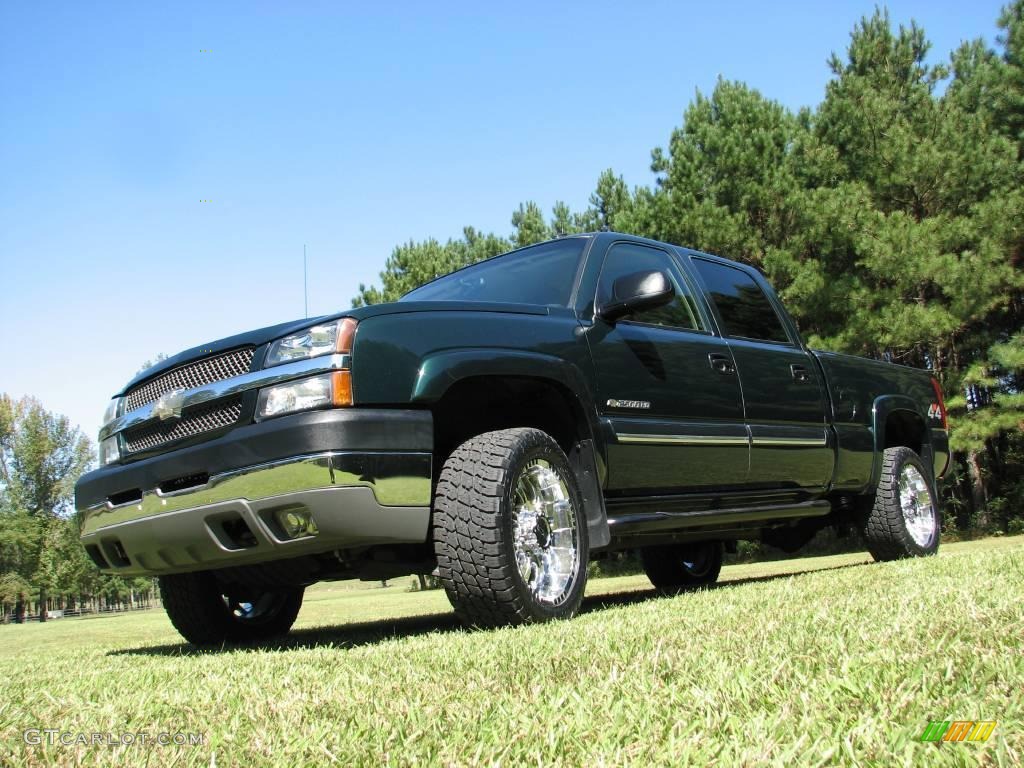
[[681, 546, 715, 577], [898, 464, 937, 547], [641, 541, 723, 593], [511, 458, 580, 606], [222, 591, 289, 625]]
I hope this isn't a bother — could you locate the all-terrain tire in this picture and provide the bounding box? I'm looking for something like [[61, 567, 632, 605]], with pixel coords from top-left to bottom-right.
[[863, 446, 941, 561], [433, 428, 589, 628], [159, 571, 304, 646], [641, 541, 724, 594]]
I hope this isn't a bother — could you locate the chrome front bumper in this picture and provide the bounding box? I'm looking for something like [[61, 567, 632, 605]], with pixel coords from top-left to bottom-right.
[[79, 452, 432, 576]]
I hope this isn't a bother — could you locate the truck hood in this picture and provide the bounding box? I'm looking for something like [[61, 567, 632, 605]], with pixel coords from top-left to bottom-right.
[[344, 300, 550, 322], [120, 301, 550, 393]]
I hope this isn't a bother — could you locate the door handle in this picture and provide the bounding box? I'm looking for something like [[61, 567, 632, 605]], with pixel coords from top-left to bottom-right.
[[791, 364, 810, 383], [708, 353, 735, 375]]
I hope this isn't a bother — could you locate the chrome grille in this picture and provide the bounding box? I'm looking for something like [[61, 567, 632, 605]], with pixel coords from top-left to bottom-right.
[[125, 348, 254, 412], [123, 398, 244, 453]]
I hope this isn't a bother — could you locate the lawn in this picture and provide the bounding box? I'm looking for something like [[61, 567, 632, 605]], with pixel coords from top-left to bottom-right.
[[1, 536, 1021, 767]]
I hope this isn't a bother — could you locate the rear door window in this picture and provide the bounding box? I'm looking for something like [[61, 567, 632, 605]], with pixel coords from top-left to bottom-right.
[[692, 259, 790, 343]]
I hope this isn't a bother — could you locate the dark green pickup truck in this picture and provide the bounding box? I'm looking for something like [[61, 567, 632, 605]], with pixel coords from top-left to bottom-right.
[[76, 232, 950, 644]]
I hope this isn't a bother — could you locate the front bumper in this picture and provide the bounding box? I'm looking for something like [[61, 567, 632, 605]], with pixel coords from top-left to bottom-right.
[[75, 409, 433, 576]]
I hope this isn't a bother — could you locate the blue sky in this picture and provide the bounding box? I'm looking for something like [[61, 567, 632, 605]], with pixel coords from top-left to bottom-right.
[[0, 0, 1007, 442]]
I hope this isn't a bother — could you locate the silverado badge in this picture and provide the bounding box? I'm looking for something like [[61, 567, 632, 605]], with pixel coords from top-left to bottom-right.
[[606, 399, 651, 409], [153, 389, 186, 421]]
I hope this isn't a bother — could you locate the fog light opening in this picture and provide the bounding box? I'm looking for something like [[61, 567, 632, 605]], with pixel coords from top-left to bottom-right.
[[274, 507, 318, 540]]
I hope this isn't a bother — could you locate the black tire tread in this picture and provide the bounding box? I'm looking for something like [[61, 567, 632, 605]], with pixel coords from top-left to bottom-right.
[[433, 428, 586, 628], [863, 446, 940, 561], [641, 542, 723, 594], [159, 572, 233, 645], [159, 571, 303, 646]]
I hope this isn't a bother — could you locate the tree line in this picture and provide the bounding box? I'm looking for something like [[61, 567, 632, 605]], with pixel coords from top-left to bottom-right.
[[0, 396, 156, 622], [354, 6, 1024, 534]]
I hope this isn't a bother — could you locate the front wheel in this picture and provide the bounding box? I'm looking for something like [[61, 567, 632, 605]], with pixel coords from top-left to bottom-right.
[[863, 446, 941, 561], [433, 428, 589, 628], [159, 571, 304, 646]]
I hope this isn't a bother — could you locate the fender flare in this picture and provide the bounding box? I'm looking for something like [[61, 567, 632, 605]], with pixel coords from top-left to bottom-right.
[[411, 348, 610, 549], [870, 394, 934, 488]]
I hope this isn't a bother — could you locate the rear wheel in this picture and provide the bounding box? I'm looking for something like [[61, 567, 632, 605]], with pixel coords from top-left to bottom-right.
[[641, 541, 723, 594], [433, 428, 589, 628], [863, 446, 940, 561], [159, 571, 304, 646]]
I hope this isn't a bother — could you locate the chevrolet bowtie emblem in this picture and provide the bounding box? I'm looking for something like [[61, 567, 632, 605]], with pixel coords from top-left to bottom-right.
[[153, 389, 186, 421]]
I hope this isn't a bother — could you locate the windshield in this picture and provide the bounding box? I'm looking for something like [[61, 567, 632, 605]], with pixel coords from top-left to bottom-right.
[[400, 238, 587, 306]]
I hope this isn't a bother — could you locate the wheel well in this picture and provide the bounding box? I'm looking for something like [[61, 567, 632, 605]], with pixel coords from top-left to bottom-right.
[[883, 410, 925, 456], [431, 376, 590, 471]]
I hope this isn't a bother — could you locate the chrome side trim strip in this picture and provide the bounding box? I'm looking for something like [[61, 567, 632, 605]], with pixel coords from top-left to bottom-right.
[[101, 353, 351, 440], [616, 433, 750, 447], [616, 429, 828, 448], [751, 434, 829, 447]]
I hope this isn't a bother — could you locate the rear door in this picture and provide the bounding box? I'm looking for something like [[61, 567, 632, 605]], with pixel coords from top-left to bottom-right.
[[582, 240, 748, 493], [687, 256, 834, 491]]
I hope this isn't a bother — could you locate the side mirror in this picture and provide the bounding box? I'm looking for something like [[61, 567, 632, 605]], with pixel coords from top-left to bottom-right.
[[597, 269, 675, 323]]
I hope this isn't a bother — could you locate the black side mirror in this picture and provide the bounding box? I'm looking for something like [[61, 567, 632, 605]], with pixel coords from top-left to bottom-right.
[[597, 269, 675, 323]]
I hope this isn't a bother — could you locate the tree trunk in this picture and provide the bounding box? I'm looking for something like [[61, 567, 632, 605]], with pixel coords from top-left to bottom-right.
[[39, 587, 47, 622], [986, 434, 1011, 531], [14, 594, 24, 624], [967, 450, 989, 529], [951, 454, 972, 530]]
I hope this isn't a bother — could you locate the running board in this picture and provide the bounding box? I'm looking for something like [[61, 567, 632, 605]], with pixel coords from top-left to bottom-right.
[[606, 499, 832, 535]]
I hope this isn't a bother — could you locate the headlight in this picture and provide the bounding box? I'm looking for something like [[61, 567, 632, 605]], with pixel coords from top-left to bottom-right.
[[102, 397, 123, 426], [256, 372, 353, 420], [99, 399, 124, 465], [264, 318, 356, 367], [99, 435, 121, 466]]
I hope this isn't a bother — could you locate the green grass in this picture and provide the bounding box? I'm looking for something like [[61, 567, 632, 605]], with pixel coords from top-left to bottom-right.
[[1, 536, 1022, 767]]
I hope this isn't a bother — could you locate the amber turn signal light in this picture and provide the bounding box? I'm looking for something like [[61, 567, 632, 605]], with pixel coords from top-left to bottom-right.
[[331, 371, 353, 407], [336, 318, 357, 355]]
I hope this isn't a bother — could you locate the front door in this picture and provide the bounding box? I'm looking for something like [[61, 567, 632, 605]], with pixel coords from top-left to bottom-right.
[[584, 240, 748, 493]]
